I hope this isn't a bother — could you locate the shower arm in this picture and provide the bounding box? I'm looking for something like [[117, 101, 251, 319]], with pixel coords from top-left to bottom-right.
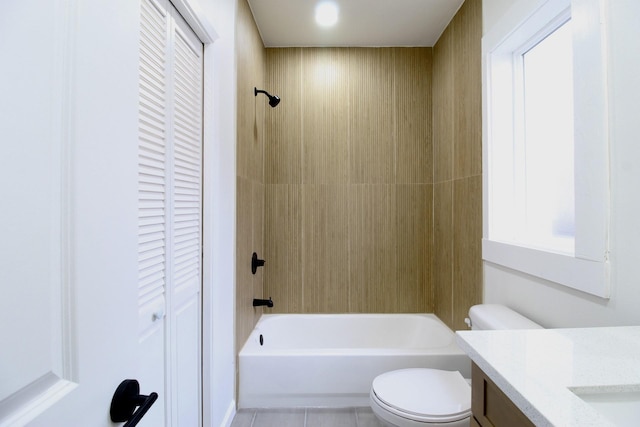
[[254, 87, 281, 108]]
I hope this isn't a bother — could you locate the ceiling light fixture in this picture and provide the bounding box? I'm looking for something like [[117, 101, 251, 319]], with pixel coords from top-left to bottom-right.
[[315, 1, 338, 27]]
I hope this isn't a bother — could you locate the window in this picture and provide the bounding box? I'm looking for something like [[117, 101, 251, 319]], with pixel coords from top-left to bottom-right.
[[483, 0, 610, 298], [504, 17, 576, 254]]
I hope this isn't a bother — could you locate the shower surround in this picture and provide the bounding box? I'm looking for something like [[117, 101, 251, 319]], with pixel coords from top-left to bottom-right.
[[236, 0, 482, 349], [263, 46, 435, 317]]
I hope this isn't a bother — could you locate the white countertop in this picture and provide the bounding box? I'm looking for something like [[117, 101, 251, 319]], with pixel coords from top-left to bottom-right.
[[456, 326, 640, 426]]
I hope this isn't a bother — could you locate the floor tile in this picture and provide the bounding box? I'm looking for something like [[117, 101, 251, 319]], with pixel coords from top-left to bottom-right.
[[230, 406, 385, 427], [252, 408, 306, 427], [230, 409, 255, 427], [355, 407, 384, 427], [306, 408, 357, 427]]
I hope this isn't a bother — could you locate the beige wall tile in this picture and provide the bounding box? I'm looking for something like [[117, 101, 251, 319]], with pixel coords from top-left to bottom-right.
[[453, 0, 482, 179], [396, 184, 434, 312], [251, 181, 265, 327], [236, 81, 265, 182], [302, 185, 350, 312], [236, 0, 265, 182], [433, 181, 454, 327], [349, 184, 398, 312], [349, 48, 395, 184], [266, 48, 302, 184], [264, 184, 303, 312], [432, 0, 483, 330], [236, 0, 266, 354], [263, 47, 439, 314], [235, 176, 253, 349], [453, 175, 482, 330], [395, 48, 433, 184], [433, 25, 454, 184], [301, 48, 350, 184], [235, 177, 265, 347]]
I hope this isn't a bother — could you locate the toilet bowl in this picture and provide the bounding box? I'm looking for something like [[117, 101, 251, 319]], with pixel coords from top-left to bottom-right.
[[369, 304, 542, 427], [370, 368, 471, 427]]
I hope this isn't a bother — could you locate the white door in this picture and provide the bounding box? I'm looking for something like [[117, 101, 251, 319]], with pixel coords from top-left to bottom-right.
[[137, 0, 204, 426], [1, 0, 163, 425]]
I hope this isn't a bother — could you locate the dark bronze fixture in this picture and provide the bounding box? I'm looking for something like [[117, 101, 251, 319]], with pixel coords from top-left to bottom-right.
[[254, 87, 281, 107], [251, 252, 265, 274], [253, 297, 274, 308]]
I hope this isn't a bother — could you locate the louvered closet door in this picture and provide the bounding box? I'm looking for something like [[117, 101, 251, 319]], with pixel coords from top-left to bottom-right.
[[169, 8, 203, 427], [138, 0, 203, 425]]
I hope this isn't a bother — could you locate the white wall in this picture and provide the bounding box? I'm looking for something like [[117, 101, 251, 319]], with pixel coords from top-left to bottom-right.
[[197, 0, 238, 426], [482, 0, 640, 328]]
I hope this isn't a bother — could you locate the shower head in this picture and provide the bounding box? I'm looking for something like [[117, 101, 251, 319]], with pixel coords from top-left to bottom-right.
[[254, 87, 281, 108]]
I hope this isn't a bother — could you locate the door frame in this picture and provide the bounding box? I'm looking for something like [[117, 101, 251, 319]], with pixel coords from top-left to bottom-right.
[[167, 2, 237, 426]]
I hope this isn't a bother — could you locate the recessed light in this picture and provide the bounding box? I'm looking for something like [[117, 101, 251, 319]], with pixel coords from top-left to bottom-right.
[[315, 1, 338, 27]]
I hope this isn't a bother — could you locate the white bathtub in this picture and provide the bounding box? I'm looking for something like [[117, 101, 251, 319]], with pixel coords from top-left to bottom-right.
[[238, 313, 470, 408]]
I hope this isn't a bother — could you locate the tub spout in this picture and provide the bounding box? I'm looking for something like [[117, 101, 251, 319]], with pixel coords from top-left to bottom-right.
[[253, 297, 273, 308]]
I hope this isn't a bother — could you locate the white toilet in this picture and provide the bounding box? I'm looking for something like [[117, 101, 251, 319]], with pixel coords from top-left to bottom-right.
[[369, 304, 542, 427]]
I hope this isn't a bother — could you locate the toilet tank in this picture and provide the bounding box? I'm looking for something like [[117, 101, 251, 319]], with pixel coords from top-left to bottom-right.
[[468, 304, 542, 330]]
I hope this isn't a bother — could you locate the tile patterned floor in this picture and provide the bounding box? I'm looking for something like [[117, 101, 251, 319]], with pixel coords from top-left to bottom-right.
[[231, 407, 384, 427]]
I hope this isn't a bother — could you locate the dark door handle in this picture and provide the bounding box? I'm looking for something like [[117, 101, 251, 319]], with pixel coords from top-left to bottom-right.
[[110, 379, 158, 427]]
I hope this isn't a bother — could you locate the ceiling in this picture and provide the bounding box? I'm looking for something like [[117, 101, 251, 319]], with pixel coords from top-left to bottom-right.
[[247, 0, 466, 47]]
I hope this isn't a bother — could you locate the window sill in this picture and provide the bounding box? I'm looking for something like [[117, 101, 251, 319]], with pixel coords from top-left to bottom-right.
[[482, 239, 610, 299]]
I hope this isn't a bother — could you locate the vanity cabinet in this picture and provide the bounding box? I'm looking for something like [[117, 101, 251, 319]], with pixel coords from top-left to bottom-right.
[[471, 363, 535, 427]]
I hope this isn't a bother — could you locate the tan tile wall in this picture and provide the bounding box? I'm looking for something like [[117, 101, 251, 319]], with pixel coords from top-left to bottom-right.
[[264, 47, 434, 313], [236, 0, 266, 351], [433, 0, 483, 331]]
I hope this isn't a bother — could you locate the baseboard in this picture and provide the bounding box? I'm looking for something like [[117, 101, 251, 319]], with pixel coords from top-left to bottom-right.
[[219, 400, 236, 427]]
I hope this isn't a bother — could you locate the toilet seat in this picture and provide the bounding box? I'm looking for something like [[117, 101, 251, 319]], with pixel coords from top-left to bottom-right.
[[371, 368, 471, 424]]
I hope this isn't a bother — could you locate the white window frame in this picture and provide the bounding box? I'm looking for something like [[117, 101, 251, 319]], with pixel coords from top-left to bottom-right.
[[482, 0, 610, 298]]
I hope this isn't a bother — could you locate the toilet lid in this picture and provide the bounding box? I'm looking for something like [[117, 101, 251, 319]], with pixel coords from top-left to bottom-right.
[[372, 368, 471, 423]]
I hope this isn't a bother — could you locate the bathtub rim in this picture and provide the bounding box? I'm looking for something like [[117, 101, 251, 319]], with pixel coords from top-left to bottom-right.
[[239, 312, 463, 355]]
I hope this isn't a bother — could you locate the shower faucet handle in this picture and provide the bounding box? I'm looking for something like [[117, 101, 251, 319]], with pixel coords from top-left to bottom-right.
[[251, 252, 265, 274]]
